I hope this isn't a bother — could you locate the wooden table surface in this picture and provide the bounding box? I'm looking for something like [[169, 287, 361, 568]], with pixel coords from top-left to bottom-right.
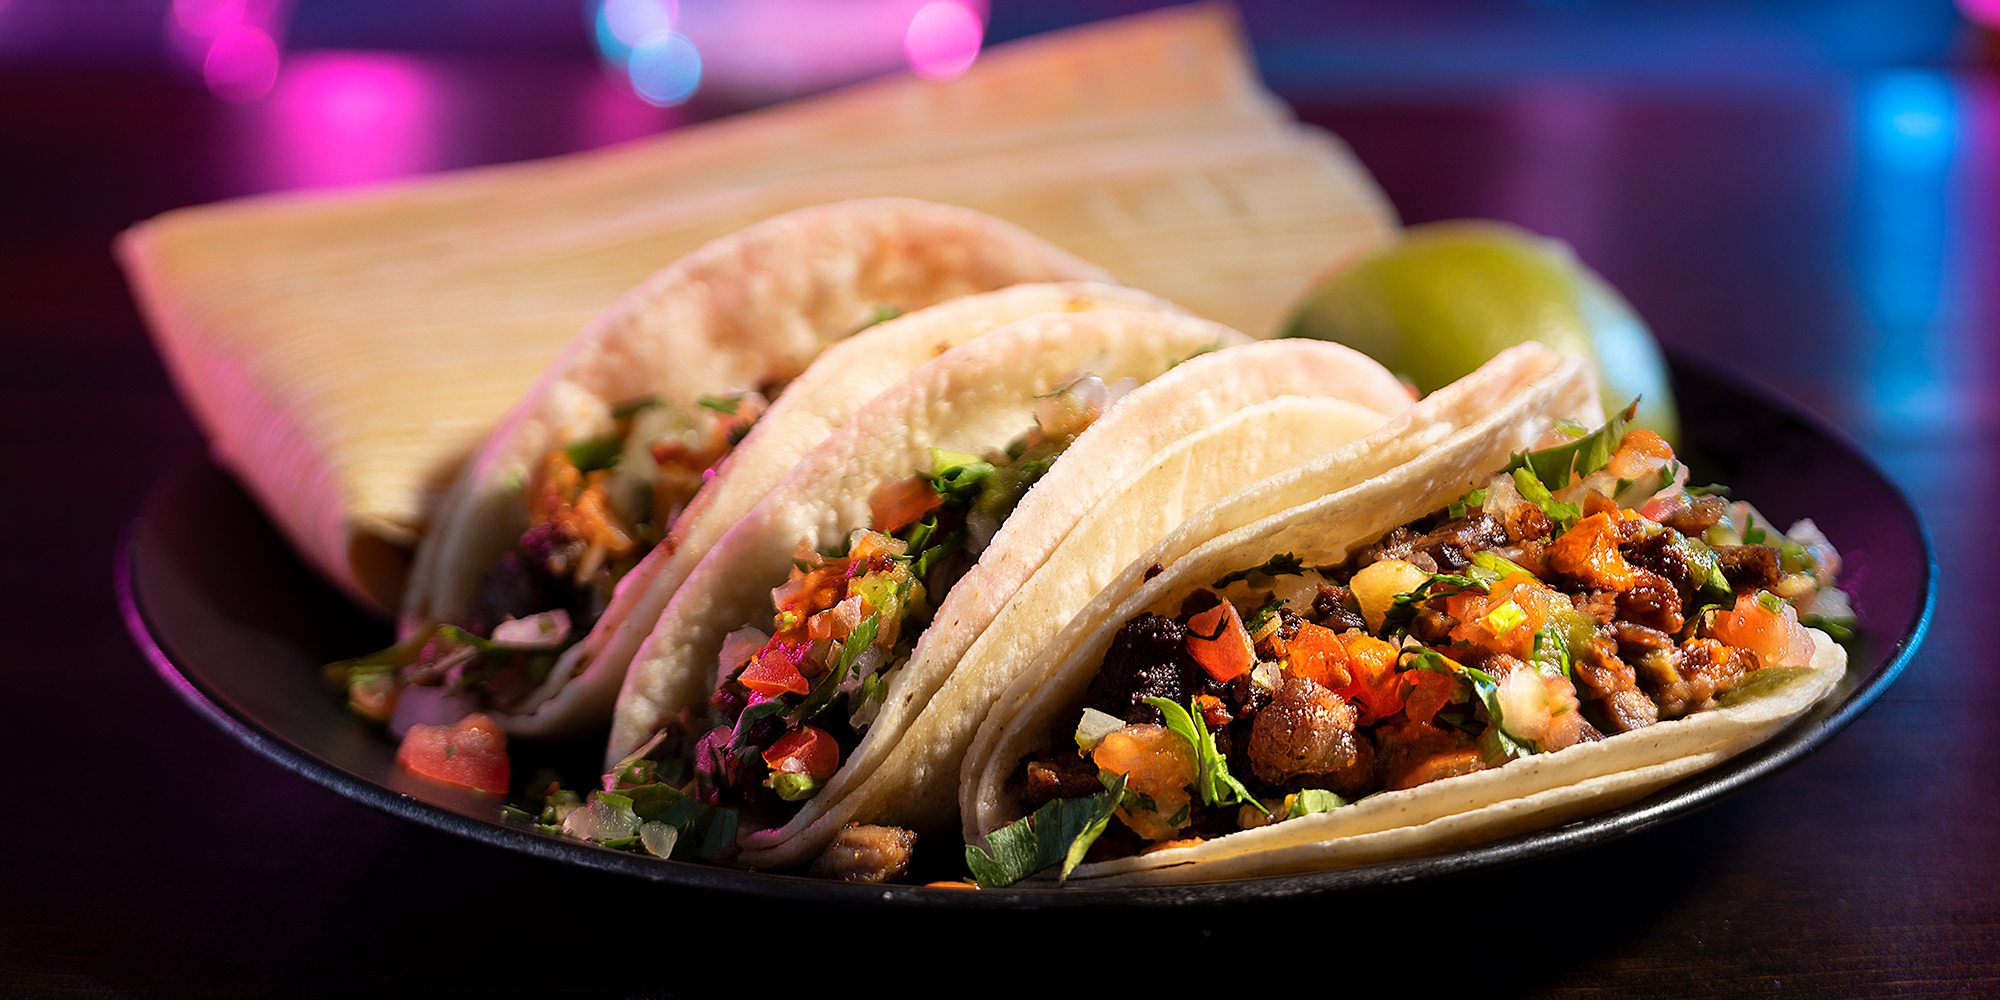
[[4, 59, 1993, 996]]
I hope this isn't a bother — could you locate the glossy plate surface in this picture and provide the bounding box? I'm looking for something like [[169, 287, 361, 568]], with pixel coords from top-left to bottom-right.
[[118, 350, 1933, 907]]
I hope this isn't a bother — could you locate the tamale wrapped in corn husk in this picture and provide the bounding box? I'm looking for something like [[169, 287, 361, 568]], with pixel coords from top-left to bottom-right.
[[117, 3, 1397, 611]]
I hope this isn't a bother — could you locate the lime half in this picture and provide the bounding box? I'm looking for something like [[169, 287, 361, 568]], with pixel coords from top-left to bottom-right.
[[1286, 220, 1678, 444]]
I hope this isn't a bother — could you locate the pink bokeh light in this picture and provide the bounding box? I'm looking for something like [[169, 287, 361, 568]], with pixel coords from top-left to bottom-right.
[[203, 23, 280, 103], [255, 53, 439, 189], [903, 1, 983, 81]]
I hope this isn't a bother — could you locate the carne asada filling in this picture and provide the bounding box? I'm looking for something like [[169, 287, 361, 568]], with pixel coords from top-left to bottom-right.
[[975, 414, 1852, 886], [692, 377, 1116, 831], [330, 392, 766, 722]]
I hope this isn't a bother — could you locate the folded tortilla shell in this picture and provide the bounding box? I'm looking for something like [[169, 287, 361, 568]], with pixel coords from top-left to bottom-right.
[[404, 198, 1109, 645], [494, 281, 1184, 738], [733, 339, 1415, 867], [963, 353, 1847, 883]]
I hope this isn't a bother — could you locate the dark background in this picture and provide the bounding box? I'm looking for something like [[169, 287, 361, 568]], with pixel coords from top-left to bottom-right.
[[4, 1, 1995, 995]]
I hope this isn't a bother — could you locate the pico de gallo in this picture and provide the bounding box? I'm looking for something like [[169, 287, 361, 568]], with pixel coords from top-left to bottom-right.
[[526, 375, 1128, 875], [965, 405, 1854, 887], [327, 390, 765, 740]]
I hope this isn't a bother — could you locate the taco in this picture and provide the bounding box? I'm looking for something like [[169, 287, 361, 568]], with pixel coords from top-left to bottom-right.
[[960, 350, 1851, 886], [334, 199, 1114, 738], [593, 315, 1415, 873]]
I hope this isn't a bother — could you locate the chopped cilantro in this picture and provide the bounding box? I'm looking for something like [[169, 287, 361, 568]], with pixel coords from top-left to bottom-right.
[[1145, 697, 1263, 813], [611, 394, 664, 419], [964, 773, 1127, 887], [1511, 467, 1582, 530], [1504, 399, 1637, 489], [565, 435, 623, 473], [1447, 486, 1491, 520], [697, 393, 743, 415], [1214, 553, 1307, 589], [793, 614, 881, 723], [1381, 572, 1485, 639]]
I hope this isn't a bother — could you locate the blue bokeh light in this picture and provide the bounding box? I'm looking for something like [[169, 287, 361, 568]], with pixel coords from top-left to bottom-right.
[[628, 29, 701, 106]]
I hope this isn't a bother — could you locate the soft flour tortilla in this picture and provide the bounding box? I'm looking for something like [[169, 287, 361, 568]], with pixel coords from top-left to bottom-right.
[[962, 352, 1847, 884], [496, 282, 1183, 738], [610, 317, 1417, 864], [404, 198, 1108, 636], [735, 340, 1417, 869], [399, 200, 1112, 734]]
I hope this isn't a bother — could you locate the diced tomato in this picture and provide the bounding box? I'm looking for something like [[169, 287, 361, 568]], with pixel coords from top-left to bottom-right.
[[1400, 669, 1460, 727], [1286, 622, 1352, 689], [1335, 631, 1405, 722], [762, 725, 841, 780], [396, 713, 510, 795], [1445, 574, 1569, 659], [739, 639, 811, 696], [1709, 593, 1817, 668], [1186, 602, 1256, 683], [868, 476, 943, 534], [1606, 429, 1675, 480], [1093, 724, 1197, 842], [1549, 512, 1642, 590]]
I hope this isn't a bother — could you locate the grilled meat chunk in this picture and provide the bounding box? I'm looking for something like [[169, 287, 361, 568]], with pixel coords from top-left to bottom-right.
[[1572, 633, 1660, 733], [808, 824, 917, 884], [1247, 676, 1374, 795]]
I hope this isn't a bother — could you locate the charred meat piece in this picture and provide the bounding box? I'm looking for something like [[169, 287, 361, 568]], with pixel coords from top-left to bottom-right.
[[1410, 607, 1459, 645], [1021, 753, 1105, 809], [1650, 638, 1758, 719], [1311, 584, 1368, 633], [1085, 614, 1202, 725], [1714, 544, 1782, 592], [808, 824, 917, 883], [1664, 494, 1728, 536], [1616, 570, 1685, 633], [1502, 503, 1557, 544], [1247, 676, 1375, 795], [1374, 719, 1488, 791], [1626, 530, 1701, 605], [467, 551, 555, 635], [1354, 514, 1510, 575], [1572, 633, 1660, 733]]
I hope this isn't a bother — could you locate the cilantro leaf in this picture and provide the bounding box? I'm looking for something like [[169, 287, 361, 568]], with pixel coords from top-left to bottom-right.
[[964, 773, 1127, 887], [564, 435, 623, 473], [611, 394, 664, 419], [1447, 486, 1490, 520], [1214, 553, 1307, 589], [1510, 467, 1582, 531], [1407, 650, 1534, 764], [1144, 697, 1263, 813], [793, 614, 881, 723], [1380, 572, 1484, 639], [1504, 400, 1636, 489], [697, 393, 743, 415]]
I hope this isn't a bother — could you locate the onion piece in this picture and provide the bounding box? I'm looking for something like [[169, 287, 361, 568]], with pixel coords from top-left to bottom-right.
[[490, 609, 572, 650]]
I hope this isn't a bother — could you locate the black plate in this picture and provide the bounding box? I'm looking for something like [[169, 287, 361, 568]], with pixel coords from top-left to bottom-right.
[[117, 350, 1933, 907]]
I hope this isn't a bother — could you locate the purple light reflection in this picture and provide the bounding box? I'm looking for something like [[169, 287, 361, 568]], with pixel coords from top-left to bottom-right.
[[250, 53, 440, 190]]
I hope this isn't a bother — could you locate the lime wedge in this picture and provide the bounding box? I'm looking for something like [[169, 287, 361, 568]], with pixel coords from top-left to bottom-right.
[[1285, 220, 1679, 444]]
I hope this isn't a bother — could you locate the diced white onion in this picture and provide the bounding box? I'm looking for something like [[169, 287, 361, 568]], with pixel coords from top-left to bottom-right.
[[639, 821, 679, 859], [490, 609, 573, 650], [1074, 708, 1125, 751], [386, 683, 480, 740]]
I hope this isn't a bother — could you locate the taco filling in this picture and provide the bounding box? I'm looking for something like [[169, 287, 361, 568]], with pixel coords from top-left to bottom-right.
[[969, 408, 1853, 886], [532, 376, 1125, 866], [330, 391, 767, 724]]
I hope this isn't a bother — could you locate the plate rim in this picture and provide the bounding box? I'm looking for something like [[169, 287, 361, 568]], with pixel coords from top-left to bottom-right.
[[116, 347, 1936, 908]]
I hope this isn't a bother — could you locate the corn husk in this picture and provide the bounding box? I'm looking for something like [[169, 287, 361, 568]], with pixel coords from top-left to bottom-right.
[[116, 3, 1396, 610]]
